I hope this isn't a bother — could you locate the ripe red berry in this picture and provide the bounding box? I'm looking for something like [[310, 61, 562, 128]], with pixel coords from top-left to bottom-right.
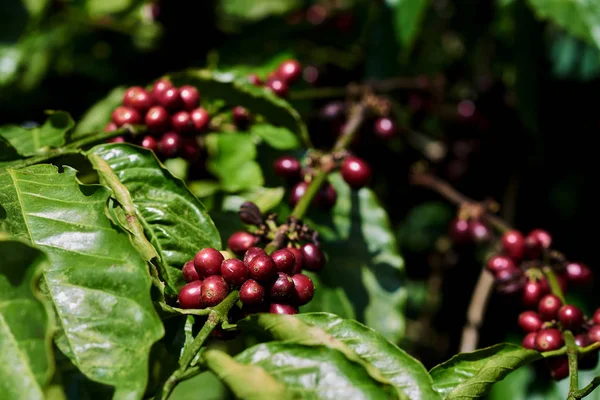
[[468, 220, 491, 243], [558, 305, 584, 329], [341, 156, 372, 189], [288, 247, 304, 274], [502, 230, 525, 260], [292, 273, 314, 306], [104, 122, 118, 132], [269, 272, 295, 302], [182, 260, 200, 282], [271, 249, 296, 274], [522, 332, 537, 349], [277, 59, 302, 84], [201, 275, 229, 307], [179, 85, 200, 111], [107, 136, 126, 143], [274, 156, 302, 181], [123, 86, 154, 113], [289, 182, 308, 206], [574, 334, 599, 370], [181, 137, 202, 162], [171, 111, 194, 134], [565, 262, 593, 286], [157, 87, 183, 111], [249, 254, 277, 283], [518, 311, 543, 332], [243, 247, 267, 267], [190, 107, 210, 132], [266, 79, 288, 97], [194, 248, 224, 278], [151, 78, 173, 99], [539, 276, 568, 295], [247, 74, 262, 86], [158, 132, 182, 158], [535, 328, 564, 351], [449, 218, 471, 244], [145, 106, 171, 133], [522, 280, 547, 308], [178, 281, 203, 309], [486, 255, 517, 276], [232, 106, 251, 129], [528, 229, 552, 249], [538, 294, 563, 321], [269, 303, 298, 315], [140, 135, 158, 152], [112, 106, 142, 127], [301, 243, 325, 272], [373, 117, 397, 139], [228, 231, 260, 256], [220, 258, 249, 287], [239, 279, 265, 306], [593, 309, 600, 325], [589, 325, 600, 344], [316, 182, 337, 209], [547, 357, 569, 380]]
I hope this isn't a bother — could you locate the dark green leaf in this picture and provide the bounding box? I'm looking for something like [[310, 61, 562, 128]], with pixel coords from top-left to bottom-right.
[[217, 0, 302, 23], [72, 86, 126, 139], [387, 0, 430, 49], [0, 238, 55, 400], [250, 123, 300, 150], [205, 133, 264, 193], [429, 343, 542, 399], [171, 371, 233, 400], [527, 0, 600, 50], [300, 271, 356, 319], [169, 69, 310, 147], [0, 111, 74, 156], [234, 342, 400, 399], [241, 312, 439, 399], [307, 173, 407, 342], [0, 164, 164, 398], [90, 143, 221, 291]]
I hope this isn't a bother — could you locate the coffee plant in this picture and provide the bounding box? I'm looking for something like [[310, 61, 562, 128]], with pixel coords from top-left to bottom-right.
[[1, 0, 599, 399]]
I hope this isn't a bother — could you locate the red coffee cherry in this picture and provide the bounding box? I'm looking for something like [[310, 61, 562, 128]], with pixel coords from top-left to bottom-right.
[[558, 305, 584, 330], [301, 243, 325, 272], [486, 255, 516, 276], [201, 276, 229, 307], [589, 325, 600, 344], [190, 107, 210, 132], [538, 294, 563, 321], [574, 334, 599, 370], [178, 281, 203, 309], [288, 247, 304, 274], [228, 231, 260, 255], [266, 78, 288, 97], [547, 357, 569, 380], [271, 249, 296, 275], [269, 303, 298, 315], [158, 132, 182, 158], [243, 247, 267, 267], [171, 111, 194, 134], [535, 328, 564, 351], [247, 73, 262, 86], [194, 248, 224, 278], [105, 122, 118, 132], [145, 106, 170, 133], [274, 156, 302, 181], [289, 182, 308, 206], [277, 59, 302, 84], [220, 258, 249, 287], [151, 78, 173, 99], [315, 182, 337, 209], [112, 106, 142, 127], [107, 136, 126, 143], [593, 309, 600, 325], [292, 273, 315, 306], [522, 332, 537, 349], [522, 280, 547, 308], [502, 230, 525, 260], [269, 272, 295, 302], [373, 117, 397, 139], [232, 106, 252, 129], [140, 135, 158, 152], [249, 254, 277, 283], [518, 311, 543, 333], [528, 229, 552, 249], [449, 218, 470, 244], [179, 85, 200, 110], [182, 260, 200, 282], [341, 156, 372, 189], [157, 87, 183, 111], [565, 262, 593, 286], [239, 279, 265, 305], [123, 86, 154, 113], [468, 220, 491, 243]]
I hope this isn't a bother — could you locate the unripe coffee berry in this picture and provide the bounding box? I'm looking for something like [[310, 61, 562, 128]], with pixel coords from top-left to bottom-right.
[[220, 258, 249, 287], [274, 156, 302, 181], [269, 272, 295, 302], [123, 86, 154, 112], [190, 108, 210, 132], [179, 85, 200, 110], [151, 78, 173, 99], [141, 135, 158, 152], [502, 230, 525, 260], [243, 247, 267, 267], [112, 106, 142, 126], [145, 106, 170, 133], [182, 260, 200, 282], [522, 332, 537, 349], [288, 247, 304, 274], [558, 305, 584, 330], [171, 111, 194, 134], [538, 294, 562, 321], [535, 328, 564, 351], [201, 276, 229, 307], [178, 281, 203, 309], [158, 132, 182, 158], [269, 303, 298, 315], [194, 248, 224, 278], [373, 117, 397, 139], [277, 59, 302, 83], [157, 87, 183, 111], [341, 156, 372, 189], [301, 243, 325, 272], [239, 279, 265, 306], [271, 249, 296, 274], [518, 311, 543, 332], [249, 254, 277, 283], [486, 255, 516, 276], [565, 262, 593, 286], [292, 274, 315, 306], [228, 231, 260, 255]]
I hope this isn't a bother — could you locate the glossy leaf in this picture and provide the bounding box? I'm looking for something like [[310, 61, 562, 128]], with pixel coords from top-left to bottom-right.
[[72, 86, 126, 138], [0, 239, 55, 400], [0, 111, 74, 156], [90, 143, 221, 291], [169, 69, 310, 147], [234, 342, 400, 399], [217, 0, 302, 23], [205, 133, 264, 193], [0, 164, 164, 398], [242, 312, 439, 399], [307, 173, 407, 342], [429, 343, 542, 399], [250, 123, 300, 150], [527, 0, 600, 50], [387, 0, 430, 49]]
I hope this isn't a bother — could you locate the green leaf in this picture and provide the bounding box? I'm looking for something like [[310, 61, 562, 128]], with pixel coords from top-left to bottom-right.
[[527, 0, 600, 51], [0, 164, 164, 398], [171, 371, 233, 400], [72, 86, 126, 139], [90, 143, 221, 291], [0, 111, 74, 157], [241, 312, 439, 399], [0, 238, 55, 400], [169, 69, 310, 147], [386, 0, 430, 49], [429, 343, 542, 399], [222, 186, 285, 213], [397, 202, 453, 253], [217, 0, 302, 23], [86, 0, 135, 16], [307, 173, 407, 342], [250, 123, 300, 150], [206, 133, 264, 193], [234, 342, 400, 399], [21, 0, 49, 17], [0, 136, 21, 162], [301, 271, 356, 319]]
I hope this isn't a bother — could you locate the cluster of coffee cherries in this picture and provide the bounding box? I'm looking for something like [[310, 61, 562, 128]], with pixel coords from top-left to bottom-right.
[[272, 153, 373, 210], [177, 244, 318, 316], [245, 58, 304, 98]]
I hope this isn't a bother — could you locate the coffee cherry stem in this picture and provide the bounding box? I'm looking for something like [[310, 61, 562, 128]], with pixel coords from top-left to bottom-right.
[[543, 267, 567, 305], [572, 376, 600, 400], [564, 330, 580, 397]]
